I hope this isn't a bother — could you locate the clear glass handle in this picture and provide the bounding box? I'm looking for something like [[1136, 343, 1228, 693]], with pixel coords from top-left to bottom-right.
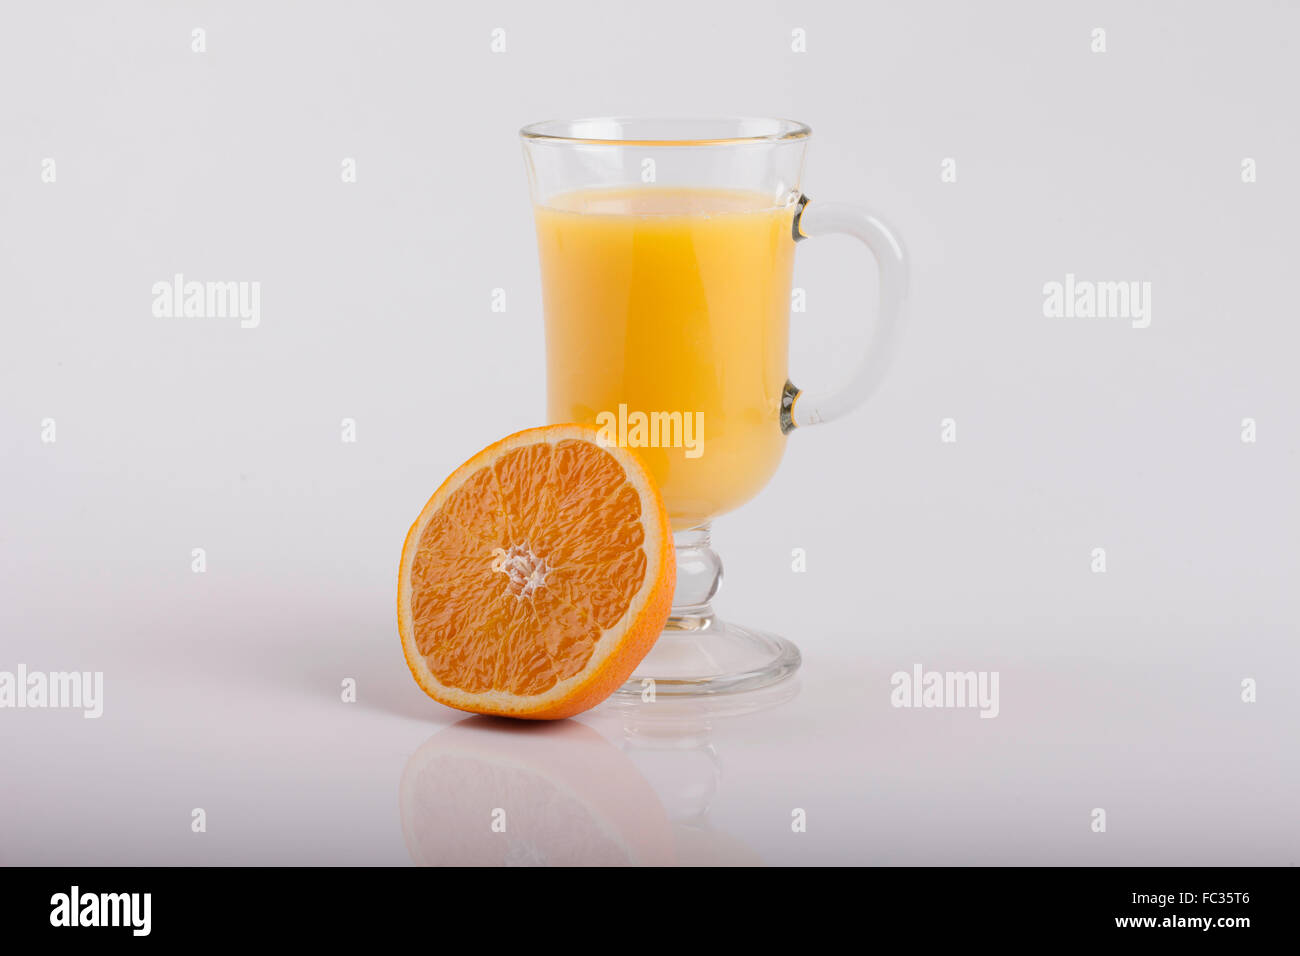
[[785, 196, 908, 430]]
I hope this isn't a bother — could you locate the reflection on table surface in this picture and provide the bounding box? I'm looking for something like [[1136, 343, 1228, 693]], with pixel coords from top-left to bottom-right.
[[398, 681, 800, 866]]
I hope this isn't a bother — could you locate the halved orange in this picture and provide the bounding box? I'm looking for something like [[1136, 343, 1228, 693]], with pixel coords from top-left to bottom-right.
[[397, 424, 675, 719]]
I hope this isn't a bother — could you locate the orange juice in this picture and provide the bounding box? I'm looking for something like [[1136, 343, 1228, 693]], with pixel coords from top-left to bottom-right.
[[534, 187, 796, 530]]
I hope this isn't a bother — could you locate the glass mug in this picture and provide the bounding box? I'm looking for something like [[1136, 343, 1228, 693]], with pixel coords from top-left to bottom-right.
[[521, 117, 907, 697]]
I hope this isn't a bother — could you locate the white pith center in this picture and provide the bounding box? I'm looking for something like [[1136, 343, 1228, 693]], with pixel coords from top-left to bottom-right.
[[491, 543, 550, 599]]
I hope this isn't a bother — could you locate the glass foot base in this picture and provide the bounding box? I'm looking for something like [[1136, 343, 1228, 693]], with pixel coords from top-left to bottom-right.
[[615, 615, 801, 699]]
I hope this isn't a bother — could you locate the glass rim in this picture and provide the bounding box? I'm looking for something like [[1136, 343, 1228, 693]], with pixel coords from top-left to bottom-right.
[[519, 116, 812, 147]]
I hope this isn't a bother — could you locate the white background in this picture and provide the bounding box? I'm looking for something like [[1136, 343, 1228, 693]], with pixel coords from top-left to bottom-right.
[[1, 1, 1296, 864]]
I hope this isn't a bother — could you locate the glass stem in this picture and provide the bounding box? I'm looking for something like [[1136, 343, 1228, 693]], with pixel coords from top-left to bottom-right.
[[667, 523, 722, 631]]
